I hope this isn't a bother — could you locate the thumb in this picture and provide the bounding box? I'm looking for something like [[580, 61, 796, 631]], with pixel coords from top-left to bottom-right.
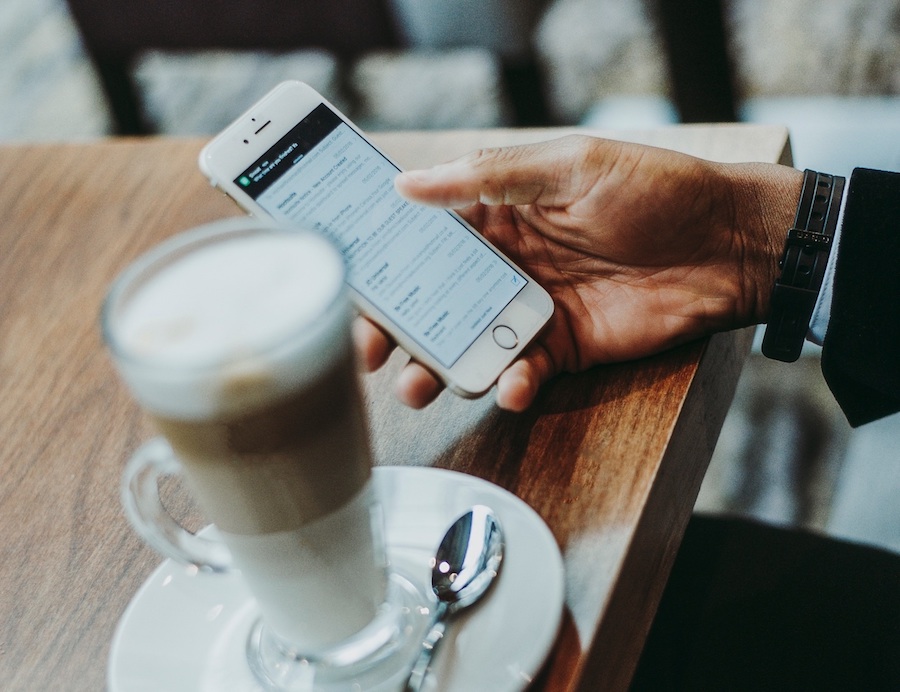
[[395, 136, 595, 209], [495, 342, 558, 412]]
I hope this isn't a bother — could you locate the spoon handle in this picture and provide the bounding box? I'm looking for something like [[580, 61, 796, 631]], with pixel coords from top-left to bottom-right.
[[404, 601, 450, 692]]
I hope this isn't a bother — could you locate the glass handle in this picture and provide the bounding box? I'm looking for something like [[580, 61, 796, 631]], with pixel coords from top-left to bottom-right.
[[121, 437, 232, 572]]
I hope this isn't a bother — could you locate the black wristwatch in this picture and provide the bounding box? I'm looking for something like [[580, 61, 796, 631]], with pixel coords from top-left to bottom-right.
[[762, 169, 845, 362]]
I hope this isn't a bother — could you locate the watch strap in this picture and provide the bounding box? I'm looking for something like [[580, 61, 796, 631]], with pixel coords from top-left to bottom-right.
[[762, 169, 845, 362]]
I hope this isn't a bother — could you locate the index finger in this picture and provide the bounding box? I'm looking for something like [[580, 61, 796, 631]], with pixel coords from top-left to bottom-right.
[[394, 135, 608, 209]]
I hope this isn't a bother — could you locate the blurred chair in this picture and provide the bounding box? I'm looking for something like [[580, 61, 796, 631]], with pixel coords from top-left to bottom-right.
[[65, 0, 554, 133], [63, 0, 401, 134], [65, 0, 737, 134]]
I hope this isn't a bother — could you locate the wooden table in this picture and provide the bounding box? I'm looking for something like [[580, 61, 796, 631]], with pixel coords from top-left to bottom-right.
[[0, 124, 790, 691]]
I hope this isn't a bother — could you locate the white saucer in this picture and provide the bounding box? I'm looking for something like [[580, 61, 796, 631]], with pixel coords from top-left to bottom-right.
[[108, 466, 565, 691]]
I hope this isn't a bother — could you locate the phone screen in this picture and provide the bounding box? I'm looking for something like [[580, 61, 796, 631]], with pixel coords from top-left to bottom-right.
[[235, 104, 526, 368]]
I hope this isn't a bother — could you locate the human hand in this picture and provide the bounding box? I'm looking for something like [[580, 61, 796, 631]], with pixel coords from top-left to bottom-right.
[[356, 135, 802, 411]]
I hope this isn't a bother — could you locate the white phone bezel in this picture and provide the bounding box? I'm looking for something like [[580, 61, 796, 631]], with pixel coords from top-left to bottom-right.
[[199, 81, 553, 397]]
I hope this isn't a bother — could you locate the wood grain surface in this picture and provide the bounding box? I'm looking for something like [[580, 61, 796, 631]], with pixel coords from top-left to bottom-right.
[[0, 124, 790, 690]]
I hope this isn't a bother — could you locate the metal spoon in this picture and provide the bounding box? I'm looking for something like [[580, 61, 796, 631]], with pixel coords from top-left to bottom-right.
[[404, 504, 504, 692]]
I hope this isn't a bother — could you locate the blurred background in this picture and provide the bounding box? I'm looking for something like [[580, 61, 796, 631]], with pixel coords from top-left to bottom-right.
[[4, 0, 898, 551]]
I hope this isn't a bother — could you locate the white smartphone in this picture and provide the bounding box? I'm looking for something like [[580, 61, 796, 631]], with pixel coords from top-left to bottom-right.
[[199, 81, 553, 398]]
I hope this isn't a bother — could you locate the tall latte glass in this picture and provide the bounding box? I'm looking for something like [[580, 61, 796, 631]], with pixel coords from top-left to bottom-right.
[[102, 219, 426, 690]]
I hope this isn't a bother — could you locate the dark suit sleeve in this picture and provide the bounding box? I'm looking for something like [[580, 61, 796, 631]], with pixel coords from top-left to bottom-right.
[[821, 168, 900, 427]]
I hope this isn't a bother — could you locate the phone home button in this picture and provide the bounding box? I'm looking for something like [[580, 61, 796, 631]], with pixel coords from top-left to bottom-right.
[[492, 325, 518, 350]]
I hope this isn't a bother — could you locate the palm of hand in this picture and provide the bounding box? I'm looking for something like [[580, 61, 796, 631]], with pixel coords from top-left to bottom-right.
[[461, 168, 742, 374]]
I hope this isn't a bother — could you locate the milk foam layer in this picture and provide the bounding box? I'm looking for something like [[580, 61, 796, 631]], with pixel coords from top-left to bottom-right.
[[109, 226, 347, 419]]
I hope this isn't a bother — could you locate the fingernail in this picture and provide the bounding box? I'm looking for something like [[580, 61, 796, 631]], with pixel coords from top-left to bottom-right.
[[397, 169, 432, 182]]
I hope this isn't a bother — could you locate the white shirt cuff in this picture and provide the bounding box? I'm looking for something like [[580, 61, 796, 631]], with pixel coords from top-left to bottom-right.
[[807, 191, 848, 345]]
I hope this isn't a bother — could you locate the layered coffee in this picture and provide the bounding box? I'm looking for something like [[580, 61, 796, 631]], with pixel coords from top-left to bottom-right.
[[151, 351, 370, 534], [106, 224, 385, 649]]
